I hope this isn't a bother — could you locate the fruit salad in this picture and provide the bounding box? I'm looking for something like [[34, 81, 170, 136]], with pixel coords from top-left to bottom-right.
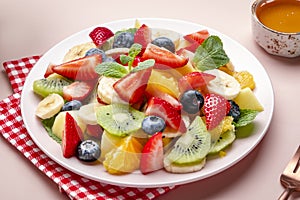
[[33, 20, 264, 175]]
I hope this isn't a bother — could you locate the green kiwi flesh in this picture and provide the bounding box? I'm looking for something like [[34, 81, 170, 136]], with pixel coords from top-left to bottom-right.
[[33, 74, 72, 97], [209, 130, 236, 155], [165, 116, 211, 165], [95, 104, 145, 137]]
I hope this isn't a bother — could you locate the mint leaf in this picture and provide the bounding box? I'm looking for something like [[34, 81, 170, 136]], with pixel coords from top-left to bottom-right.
[[95, 62, 128, 78], [128, 43, 142, 58], [193, 35, 230, 71], [119, 55, 132, 65], [233, 109, 259, 128], [131, 59, 155, 73], [41, 117, 61, 144]]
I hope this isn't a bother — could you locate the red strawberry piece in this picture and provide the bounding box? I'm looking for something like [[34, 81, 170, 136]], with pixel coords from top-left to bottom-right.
[[142, 43, 188, 69], [140, 132, 164, 174], [184, 30, 209, 44], [63, 81, 93, 101], [177, 42, 200, 54], [203, 93, 228, 130], [62, 112, 83, 158], [86, 124, 103, 139], [145, 88, 182, 111], [177, 30, 210, 53], [145, 97, 186, 133], [44, 63, 55, 78], [178, 71, 216, 94], [113, 68, 152, 104], [89, 27, 114, 47], [134, 24, 152, 51], [52, 55, 101, 81]]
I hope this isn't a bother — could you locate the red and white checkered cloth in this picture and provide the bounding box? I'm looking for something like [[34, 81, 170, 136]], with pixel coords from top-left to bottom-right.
[[1, 56, 175, 200]]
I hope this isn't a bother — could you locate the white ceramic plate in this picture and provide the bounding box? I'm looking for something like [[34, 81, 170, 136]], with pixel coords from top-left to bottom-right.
[[21, 18, 274, 188]]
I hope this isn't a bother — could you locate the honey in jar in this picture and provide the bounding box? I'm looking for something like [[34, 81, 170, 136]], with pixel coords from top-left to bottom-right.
[[256, 0, 300, 33]]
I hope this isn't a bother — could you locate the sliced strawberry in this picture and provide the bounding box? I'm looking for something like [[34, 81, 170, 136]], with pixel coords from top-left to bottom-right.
[[184, 29, 209, 44], [89, 27, 114, 47], [86, 124, 103, 139], [145, 97, 186, 133], [142, 43, 188, 69], [177, 30, 210, 53], [62, 112, 83, 158], [63, 81, 93, 101], [178, 71, 216, 94], [113, 68, 152, 104], [140, 132, 164, 174], [52, 55, 101, 81], [177, 42, 200, 54], [203, 93, 228, 130], [145, 87, 182, 111], [134, 24, 152, 50], [44, 63, 55, 78]]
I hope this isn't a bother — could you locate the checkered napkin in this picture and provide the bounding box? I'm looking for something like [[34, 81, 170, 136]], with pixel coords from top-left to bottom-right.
[[0, 56, 175, 200]]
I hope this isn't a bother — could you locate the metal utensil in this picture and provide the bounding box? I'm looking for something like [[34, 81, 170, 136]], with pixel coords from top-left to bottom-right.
[[278, 145, 300, 200]]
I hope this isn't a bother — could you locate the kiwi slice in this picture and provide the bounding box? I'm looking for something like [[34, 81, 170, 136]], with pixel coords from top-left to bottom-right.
[[33, 74, 72, 97], [208, 130, 236, 155], [165, 116, 211, 165], [95, 104, 145, 137]]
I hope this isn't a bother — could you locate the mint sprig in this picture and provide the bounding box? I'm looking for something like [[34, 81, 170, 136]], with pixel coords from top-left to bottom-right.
[[193, 35, 230, 71], [131, 59, 155, 73], [95, 62, 128, 78], [233, 109, 259, 128], [120, 43, 142, 71], [95, 43, 154, 78]]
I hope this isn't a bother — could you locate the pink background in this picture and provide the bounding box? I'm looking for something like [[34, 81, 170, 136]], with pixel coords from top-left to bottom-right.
[[1, 0, 300, 199]]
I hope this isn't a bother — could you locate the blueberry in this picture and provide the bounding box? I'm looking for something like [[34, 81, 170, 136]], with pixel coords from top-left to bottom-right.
[[103, 56, 115, 63], [142, 116, 166, 135], [62, 100, 82, 111], [227, 100, 241, 122], [77, 140, 101, 162], [180, 90, 204, 114], [151, 37, 175, 53], [85, 48, 107, 61], [112, 32, 134, 48]]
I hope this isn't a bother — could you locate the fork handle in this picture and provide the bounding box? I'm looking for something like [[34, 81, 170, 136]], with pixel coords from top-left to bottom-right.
[[278, 188, 294, 200]]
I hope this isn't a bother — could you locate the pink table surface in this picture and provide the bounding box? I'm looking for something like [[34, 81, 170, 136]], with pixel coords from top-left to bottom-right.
[[1, 0, 300, 199]]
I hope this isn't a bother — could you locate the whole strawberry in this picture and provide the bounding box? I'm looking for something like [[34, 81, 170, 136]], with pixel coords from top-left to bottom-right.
[[203, 93, 229, 130], [89, 27, 114, 47]]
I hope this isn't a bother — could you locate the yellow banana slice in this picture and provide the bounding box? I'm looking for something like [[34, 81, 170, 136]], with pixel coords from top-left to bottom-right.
[[63, 42, 96, 62], [97, 76, 125, 104], [35, 93, 64, 119], [205, 69, 241, 100]]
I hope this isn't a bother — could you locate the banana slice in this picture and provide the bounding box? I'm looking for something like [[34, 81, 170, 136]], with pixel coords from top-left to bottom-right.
[[63, 42, 96, 62], [164, 157, 206, 173], [204, 69, 241, 100], [78, 102, 104, 125], [35, 93, 64, 119], [97, 76, 126, 104]]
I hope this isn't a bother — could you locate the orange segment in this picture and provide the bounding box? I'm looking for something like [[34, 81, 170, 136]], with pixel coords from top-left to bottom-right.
[[103, 135, 144, 174], [233, 71, 256, 90]]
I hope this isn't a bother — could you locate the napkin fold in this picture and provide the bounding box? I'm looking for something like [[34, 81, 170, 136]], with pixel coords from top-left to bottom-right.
[[1, 56, 175, 200]]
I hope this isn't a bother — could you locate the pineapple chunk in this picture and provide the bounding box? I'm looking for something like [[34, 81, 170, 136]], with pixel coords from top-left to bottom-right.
[[233, 87, 264, 111]]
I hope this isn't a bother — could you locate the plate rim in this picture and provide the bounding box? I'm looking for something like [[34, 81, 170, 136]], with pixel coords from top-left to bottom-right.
[[21, 17, 274, 188]]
